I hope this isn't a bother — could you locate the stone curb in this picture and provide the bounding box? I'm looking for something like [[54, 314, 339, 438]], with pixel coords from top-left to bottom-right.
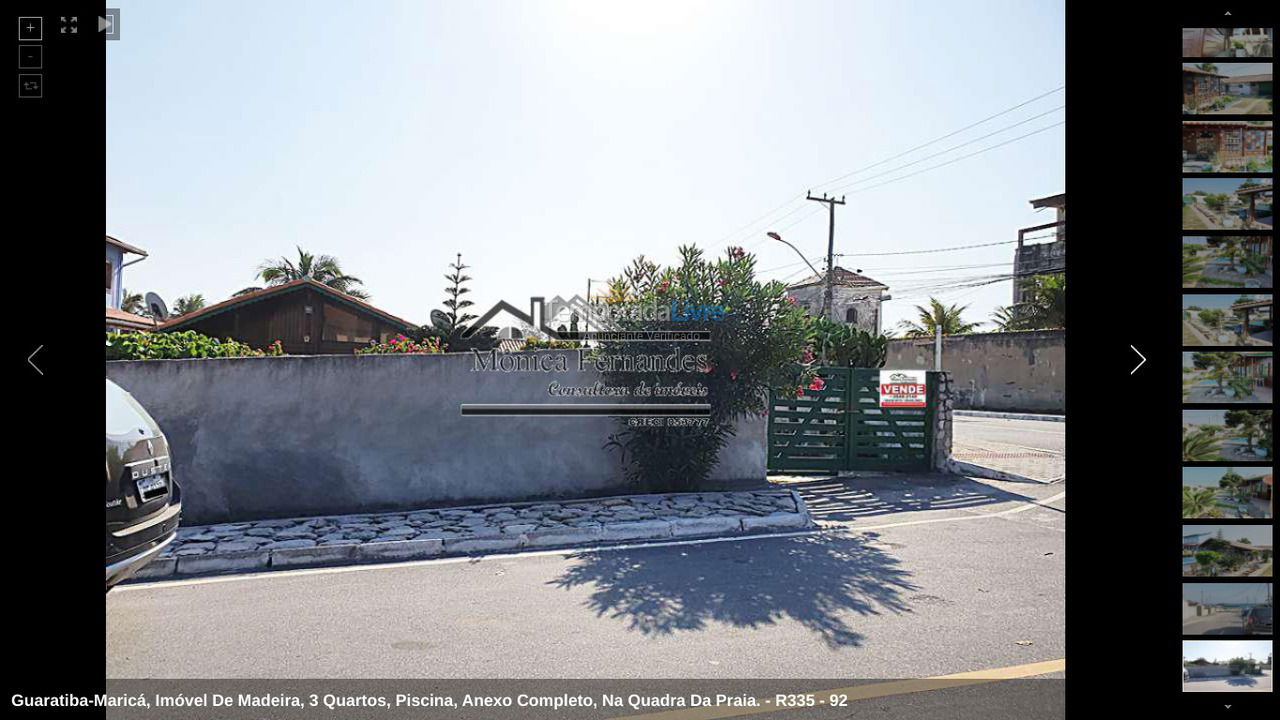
[[954, 410, 1065, 423], [126, 495, 816, 581], [947, 458, 1062, 485]]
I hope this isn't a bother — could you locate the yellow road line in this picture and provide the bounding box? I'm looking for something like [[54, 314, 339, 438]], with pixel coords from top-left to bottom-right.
[[612, 659, 1065, 720]]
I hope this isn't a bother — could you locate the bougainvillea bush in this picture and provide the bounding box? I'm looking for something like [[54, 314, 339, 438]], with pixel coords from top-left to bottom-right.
[[355, 334, 445, 354], [599, 245, 814, 492], [105, 331, 283, 360]]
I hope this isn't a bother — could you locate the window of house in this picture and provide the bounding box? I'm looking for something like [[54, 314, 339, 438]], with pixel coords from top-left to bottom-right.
[[1223, 129, 1243, 153], [322, 302, 374, 344], [1244, 129, 1265, 152], [845, 308, 858, 324], [105, 261, 113, 289]]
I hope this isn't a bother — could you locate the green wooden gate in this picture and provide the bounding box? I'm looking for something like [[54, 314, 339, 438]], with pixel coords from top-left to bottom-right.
[[767, 368, 936, 473]]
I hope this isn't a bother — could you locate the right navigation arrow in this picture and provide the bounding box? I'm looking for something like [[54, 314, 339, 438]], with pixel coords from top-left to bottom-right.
[[1129, 345, 1146, 375]]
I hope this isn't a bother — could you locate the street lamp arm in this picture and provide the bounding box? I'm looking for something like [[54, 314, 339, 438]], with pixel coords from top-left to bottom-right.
[[767, 232, 822, 279]]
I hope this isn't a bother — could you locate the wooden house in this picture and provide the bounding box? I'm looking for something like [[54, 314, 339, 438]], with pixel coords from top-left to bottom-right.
[[157, 278, 415, 355]]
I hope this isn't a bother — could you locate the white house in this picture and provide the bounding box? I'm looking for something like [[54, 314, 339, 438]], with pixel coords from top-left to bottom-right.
[[786, 267, 889, 335], [105, 235, 155, 331]]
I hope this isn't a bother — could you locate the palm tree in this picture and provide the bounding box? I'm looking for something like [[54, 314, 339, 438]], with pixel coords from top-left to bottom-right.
[[1182, 426, 1222, 461], [1008, 274, 1066, 330], [897, 298, 980, 338], [120, 289, 147, 316], [172, 293, 206, 317], [989, 304, 1020, 331], [1182, 486, 1222, 518], [241, 247, 369, 299]]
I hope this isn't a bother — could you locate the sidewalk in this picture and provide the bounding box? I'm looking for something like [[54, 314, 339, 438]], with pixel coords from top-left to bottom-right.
[[131, 490, 814, 581], [955, 410, 1064, 423]]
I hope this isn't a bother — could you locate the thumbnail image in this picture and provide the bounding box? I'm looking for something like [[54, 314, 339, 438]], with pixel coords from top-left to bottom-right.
[[1182, 294, 1272, 346], [1182, 121, 1273, 173], [1182, 583, 1273, 635], [1183, 177, 1272, 231], [1183, 28, 1275, 58], [1182, 236, 1273, 289], [1182, 409, 1272, 461], [1183, 466, 1274, 519], [1183, 63, 1274, 115], [1183, 640, 1274, 692], [1182, 524, 1274, 577], [1182, 351, 1273, 404]]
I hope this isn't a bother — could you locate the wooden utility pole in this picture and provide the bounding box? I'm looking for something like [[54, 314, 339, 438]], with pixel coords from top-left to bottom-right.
[[806, 191, 845, 320]]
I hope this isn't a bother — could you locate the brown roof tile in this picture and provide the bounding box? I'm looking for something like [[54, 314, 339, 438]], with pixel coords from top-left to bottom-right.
[[157, 278, 415, 331], [106, 306, 157, 330], [788, 266, 887, 290]]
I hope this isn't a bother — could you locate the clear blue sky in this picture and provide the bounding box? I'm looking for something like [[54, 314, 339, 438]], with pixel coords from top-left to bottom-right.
[[1182, 524, 1273, 544], [1182, 583, 1271, 605], [108, 0, 1064, 332], [1183, 640, 1272, 663], [1184, 177, 1260, 194], [1183, 293, 1269, 311], [1182, 466, 1271, 487]]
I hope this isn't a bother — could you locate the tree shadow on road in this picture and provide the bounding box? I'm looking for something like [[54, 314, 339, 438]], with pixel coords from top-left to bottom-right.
[[549, 529, 918, 648], [779, 474, 1042, 523]]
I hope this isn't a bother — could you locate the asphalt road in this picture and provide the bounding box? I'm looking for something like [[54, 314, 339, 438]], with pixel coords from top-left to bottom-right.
[[109, 474, 1065, 686], [1184, 670, 1273, 692], [951, 415, 1065, 482], [1182, 612, 1246, 635]]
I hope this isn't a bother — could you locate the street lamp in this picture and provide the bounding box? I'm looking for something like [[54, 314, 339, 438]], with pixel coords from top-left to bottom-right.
[[767, 231, 827, 318]]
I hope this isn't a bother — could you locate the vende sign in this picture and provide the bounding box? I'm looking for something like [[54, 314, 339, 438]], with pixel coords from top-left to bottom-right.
[[879, 370, 927, 408]]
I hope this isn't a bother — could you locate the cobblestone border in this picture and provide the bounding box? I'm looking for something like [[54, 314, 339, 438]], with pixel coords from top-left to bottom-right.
[[130, 490, 814, 581]]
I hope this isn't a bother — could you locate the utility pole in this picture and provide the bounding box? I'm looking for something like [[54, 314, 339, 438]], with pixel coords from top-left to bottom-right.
[[806, 191, 845, 320]]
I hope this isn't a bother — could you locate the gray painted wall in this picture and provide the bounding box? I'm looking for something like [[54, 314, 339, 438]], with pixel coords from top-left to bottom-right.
[[1185, 665, 1235, 678], [107, 352, 766, 524], [885, 330, 1065, 413]]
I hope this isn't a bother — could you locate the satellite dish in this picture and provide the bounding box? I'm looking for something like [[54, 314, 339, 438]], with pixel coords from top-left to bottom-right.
[[145, 292, 169, 321], [429, 309, 450, 328]]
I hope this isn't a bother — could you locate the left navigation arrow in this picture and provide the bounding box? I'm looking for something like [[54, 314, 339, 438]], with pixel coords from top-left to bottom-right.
[[28, 345, 43, 375]]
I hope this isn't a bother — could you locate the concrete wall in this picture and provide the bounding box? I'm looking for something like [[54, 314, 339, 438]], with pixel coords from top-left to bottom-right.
[[107, 351, 766, 524], [885, 330, 1065, 414], [1186, 664, 1234, 678]]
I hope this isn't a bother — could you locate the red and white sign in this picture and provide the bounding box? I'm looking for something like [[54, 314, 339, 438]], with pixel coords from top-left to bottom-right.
[[879, 370, 927, 408]]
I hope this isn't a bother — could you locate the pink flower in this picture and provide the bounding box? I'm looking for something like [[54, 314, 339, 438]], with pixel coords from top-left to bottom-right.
[[785, 295, 797, 305], [795, 385, 806, 398], [808, 376, 825, 391], [729, 370, 739, 380], [729, 246, 745, 259], [657, 279, 671, 293], [801, 349, 814, 364]]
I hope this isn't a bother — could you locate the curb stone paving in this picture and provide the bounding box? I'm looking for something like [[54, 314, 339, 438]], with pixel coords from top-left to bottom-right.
[[128, 490, 814, 581]]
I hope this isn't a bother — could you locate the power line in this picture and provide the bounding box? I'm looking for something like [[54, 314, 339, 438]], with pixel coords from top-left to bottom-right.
[[809, 85, 1064, 191], [833, 239, 1018, 257], [841, 122, 1065, 196], [824, 105, 1064, 194], [725, 86, 1065, 249], [750, 122, 1062, 255]]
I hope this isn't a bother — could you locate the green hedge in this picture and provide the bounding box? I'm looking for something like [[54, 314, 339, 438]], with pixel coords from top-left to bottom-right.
[[105, 331, 283, 360]]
